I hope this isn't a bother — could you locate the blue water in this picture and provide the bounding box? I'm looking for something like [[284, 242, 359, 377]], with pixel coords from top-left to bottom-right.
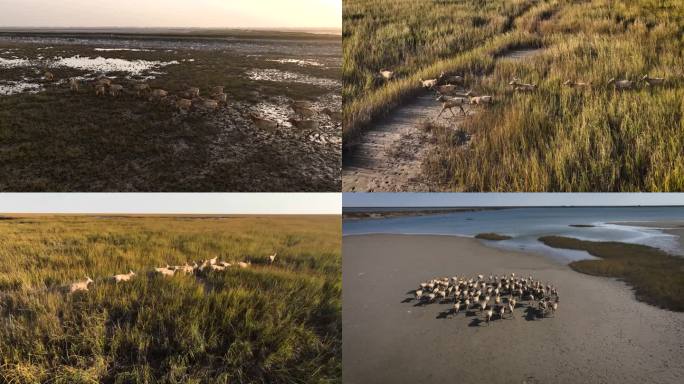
[[343, 207, 684, 262]]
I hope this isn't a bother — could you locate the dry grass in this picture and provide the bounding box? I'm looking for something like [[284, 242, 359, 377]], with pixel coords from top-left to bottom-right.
[[0, 215, 341, 383], [344, 0, 684, 191]]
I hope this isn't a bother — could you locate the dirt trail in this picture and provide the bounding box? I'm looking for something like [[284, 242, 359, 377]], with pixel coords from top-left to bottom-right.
[[342, 48, 544, 192]]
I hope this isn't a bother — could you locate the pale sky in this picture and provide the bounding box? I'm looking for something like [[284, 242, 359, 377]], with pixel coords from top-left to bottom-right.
[[0, 0, 341, 29], [0, 193, 341, 214], [344, 193, 684, 207]]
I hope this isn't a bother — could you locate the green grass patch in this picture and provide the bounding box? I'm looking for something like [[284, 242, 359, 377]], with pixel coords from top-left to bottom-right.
[[539, 235, 684, 311], [475, 232, 512, 241]]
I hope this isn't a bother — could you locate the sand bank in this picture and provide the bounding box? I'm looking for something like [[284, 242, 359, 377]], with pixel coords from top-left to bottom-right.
[[343, 234, 684, 384]]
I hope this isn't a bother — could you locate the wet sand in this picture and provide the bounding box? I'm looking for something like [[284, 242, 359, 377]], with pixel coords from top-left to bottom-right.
[[343, 234, 684, 384], [612, 221, 684, 252]]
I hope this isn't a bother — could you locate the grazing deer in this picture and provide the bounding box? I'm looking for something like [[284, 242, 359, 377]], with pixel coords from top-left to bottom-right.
[[379, 69, 394, 81], [606, 78, 634, 90], [69, 78, 79, 92], [95, 84, 107, 97], [134, 83, 150, 97], [436, 95, 468, 118], [109, 84, 124, 97], [641, 74, 664, 87], [70, 276, 93, 293]]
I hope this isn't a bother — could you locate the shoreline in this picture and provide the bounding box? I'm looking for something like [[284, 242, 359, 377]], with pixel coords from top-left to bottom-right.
[[611, 220, 684, 253], [342, 207, 504, 220], [344, 219, 684, 257], [343, 234, 684, 384]]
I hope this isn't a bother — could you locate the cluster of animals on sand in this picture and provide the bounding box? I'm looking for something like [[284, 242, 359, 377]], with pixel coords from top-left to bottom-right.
[[378, 68, 667, 120], [407, 273, 559, 325], [68, 253, 276, 293]]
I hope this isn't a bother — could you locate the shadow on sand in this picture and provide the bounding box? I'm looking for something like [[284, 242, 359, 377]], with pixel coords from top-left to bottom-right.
[[469, 318, 484, 327], [524, 305, 543, 321]]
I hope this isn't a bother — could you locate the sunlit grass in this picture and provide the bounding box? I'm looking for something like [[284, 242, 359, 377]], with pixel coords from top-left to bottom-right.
[[0, 215, 341, 383], [344, 0, 684, 191]]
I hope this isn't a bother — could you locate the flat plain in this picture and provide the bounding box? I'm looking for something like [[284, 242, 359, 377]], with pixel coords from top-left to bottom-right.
[[0, 29, 341, 191]]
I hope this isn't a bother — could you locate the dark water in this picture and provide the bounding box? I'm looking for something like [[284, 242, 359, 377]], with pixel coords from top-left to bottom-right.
[[343, 207, 684, 262]]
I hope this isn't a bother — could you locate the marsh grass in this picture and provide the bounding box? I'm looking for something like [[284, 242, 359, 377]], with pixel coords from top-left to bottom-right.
[[0, 215, 341, 383], [539, 235, 684, 311], [344, 0, 684, 191], [475, 233, 512, 241]]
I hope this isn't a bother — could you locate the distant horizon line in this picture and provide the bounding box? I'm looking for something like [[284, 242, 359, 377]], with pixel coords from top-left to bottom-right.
[[0, 26, 341, 32], [343, 205, 684, 209], [0, 213, 339, 216]]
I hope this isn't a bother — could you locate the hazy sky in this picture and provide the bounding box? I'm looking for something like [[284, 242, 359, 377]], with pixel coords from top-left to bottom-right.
[[0, 0, 341, 29], [344, 193, 684, 207], [0, 193, 341, 214]]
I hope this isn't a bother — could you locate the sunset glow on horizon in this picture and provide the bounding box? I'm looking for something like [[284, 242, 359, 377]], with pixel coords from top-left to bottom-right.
[[0, 0, 342, 29]]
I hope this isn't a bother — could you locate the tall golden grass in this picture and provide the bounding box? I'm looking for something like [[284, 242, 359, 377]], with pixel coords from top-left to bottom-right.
[[0, 215, 341, 383], [344, 0, 684, 191]]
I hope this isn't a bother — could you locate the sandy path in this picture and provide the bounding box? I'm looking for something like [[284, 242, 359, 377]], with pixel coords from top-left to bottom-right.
[[343, 234, 684, 384], [342, 93, 465, 192], [342, 49, 544, 192]]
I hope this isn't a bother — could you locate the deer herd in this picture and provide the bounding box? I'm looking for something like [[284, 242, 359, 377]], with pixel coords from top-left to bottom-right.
[[408, 273, 560, 326], [378, 68, 667, 120], [68, 252, 276, 293], [43, 70, 230, 113], [36, 70, 336, 130]]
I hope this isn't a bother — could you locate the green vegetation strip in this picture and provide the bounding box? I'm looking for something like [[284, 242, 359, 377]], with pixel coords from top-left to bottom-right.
[[539, 236, 684, 312], [0, 215, 341, 383], [475, 233, 512, 241]]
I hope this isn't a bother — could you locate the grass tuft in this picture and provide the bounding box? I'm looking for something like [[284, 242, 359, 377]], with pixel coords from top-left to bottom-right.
[[475, 233, 513, 241]]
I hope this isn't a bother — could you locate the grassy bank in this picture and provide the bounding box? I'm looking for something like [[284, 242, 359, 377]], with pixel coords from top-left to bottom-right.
[[475, 233, 512, 241], [0, 215, 341, 383], [344, 0, 684, 191], [342, 0, 544, 145], [539, 235, 684, 311]]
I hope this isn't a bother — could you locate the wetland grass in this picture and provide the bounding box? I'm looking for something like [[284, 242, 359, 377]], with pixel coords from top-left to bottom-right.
[[344, 0, 684, 191], [539, 235, 684, 311], [0, 215, 341, 383]]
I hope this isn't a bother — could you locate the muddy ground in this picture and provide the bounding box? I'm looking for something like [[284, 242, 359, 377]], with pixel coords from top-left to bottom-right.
[[0, 31, 341, 191]]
